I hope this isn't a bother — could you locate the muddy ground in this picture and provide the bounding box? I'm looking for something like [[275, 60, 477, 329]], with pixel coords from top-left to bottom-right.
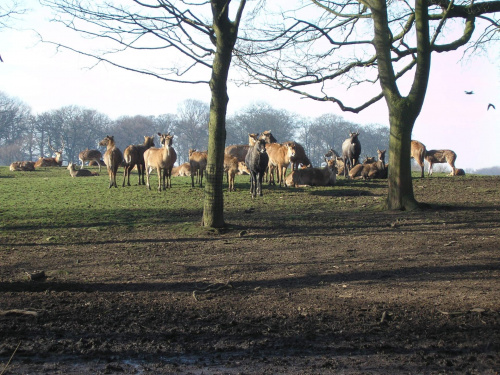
[[1, 176, 499, 374]]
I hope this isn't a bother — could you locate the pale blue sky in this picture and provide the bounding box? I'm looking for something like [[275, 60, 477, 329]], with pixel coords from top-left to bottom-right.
[[1, 1, 499, 170]]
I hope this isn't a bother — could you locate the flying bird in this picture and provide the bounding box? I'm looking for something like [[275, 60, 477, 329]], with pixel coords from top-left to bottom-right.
[[464, 90, 474, 95], [0, 55, 3, 63], [487, 103, 496, 110]]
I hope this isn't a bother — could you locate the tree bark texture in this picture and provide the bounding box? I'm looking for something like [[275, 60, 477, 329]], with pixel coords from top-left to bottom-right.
[[370, 0, 431, 210], [202, 1, 244, 227]]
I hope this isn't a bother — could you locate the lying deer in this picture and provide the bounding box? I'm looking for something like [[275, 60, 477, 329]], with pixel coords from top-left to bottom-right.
[[10, 161, 35, 171], [99, 135, 123, 188], [286, 158, 337, 187], [35, 137, 64, 167], [67, 162, 98, 177]]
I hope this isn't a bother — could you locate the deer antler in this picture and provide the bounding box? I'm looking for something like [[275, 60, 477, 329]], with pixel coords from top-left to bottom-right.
[[48, 136, 65, 153], [48, 137, 56, 153]]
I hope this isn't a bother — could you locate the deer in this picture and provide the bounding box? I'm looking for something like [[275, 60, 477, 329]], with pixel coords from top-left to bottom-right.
[[283, 141, 311, 170], [172, 162, 191, 177], [425, 149, 457, 176], [189, 149, 208, 188], [266, 142, 296, 186], [224, 133, 259, 163], [285, 158, 337, 187], [67, 162, 98, 177], [245, 138, 269, 198], [411, 140, 427, 178], [79, 149, 103, 172], [34, 137, 64, 167], [122, 135, 155, 187], [10, 161, 35, 171], [365, 149, 387, 179], [224, 154, 241, 192], [341, 131, 361, 177], [324, 148, 345, 176], [144, 133, 177, 191], [98, 135, 123, 188]]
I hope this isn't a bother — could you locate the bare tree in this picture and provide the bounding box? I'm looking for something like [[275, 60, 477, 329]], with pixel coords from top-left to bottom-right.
[[237, 0, 500, 210], [171, 99, 210, 163], [40, 0, 247, 228], [0, 91, 31, 164], [226, 102, 298, 145]]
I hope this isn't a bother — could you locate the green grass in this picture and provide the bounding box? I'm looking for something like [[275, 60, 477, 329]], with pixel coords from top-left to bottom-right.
[[0, 165, 486, 243]]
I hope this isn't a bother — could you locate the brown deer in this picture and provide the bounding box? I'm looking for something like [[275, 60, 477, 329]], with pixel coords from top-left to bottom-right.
[[172, 162, 191, 177], [266, 142, 296, 186], [34, 137, 64, 167], [411, 140, 427, 178], [425, 149, 457, 176], [285, 158, 337, 187], [189, 149, 208, 188], [365, 149, 387, 179], [224, 133, 259, 162], [10, 161, 35, 171], [122, 136, 155, 187], [79, 149, 103, 172], [98, 135, 123, 188], [224, 154, 239, 192], [144, 133, 177, 191], [67, 162, 98, 177]]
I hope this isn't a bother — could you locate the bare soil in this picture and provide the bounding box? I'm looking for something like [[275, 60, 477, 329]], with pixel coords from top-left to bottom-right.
[[1, 176, 499, 374]]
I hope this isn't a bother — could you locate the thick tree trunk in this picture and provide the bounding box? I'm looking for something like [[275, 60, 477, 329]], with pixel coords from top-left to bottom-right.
[[202, 66, 228, 227], [385, 105, 420, 211], [370, 0, 430, 211], [202, 0, 244, 228]]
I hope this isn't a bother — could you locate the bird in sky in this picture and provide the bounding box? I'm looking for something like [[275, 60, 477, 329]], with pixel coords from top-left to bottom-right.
[[464, 90, 474, 95], [487, 103, 496, 110]]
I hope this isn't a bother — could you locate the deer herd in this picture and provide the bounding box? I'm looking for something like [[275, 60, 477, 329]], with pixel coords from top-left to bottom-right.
[[8, 131, 465, 197]]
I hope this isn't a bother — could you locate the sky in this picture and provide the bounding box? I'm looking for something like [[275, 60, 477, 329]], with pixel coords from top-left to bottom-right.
[[1, 1, 499, 171]]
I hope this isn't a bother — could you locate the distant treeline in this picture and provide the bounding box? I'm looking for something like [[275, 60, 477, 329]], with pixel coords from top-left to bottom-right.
[[0, 91, 390, 167]]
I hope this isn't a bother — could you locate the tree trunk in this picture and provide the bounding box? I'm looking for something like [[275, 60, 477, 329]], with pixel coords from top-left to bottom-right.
[[202, 0, 244, 228], [385, 102, 420, 211], [370, 0, 430, 211]]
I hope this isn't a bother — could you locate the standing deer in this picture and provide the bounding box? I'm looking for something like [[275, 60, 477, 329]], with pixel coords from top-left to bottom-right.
[[79, 149, 103, 172], [245, 139, 269, 198], [266, 142, 296, 186], [224, 133, 259, 163], [122, 135, 155, 187], [144, 133, 177, 191], [34, 137, 64, 167], [189, 149, 208, 188], [98, 135, 123, 188], [411, 140, 427, 178], [341, 131, 361, 177], [425, 149, 457, 176]]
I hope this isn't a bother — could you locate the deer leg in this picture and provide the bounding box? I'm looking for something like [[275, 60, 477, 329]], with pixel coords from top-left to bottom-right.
[[122, 165, 128, 187]]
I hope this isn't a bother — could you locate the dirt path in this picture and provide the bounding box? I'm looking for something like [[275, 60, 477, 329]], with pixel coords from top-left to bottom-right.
[[1, 176, 499, 374]]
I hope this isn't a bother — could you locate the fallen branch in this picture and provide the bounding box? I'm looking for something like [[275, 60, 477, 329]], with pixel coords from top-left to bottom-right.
[[0, 341, 21, 375], [192, 282, 233, 301], [0, 309, 39, 317]]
